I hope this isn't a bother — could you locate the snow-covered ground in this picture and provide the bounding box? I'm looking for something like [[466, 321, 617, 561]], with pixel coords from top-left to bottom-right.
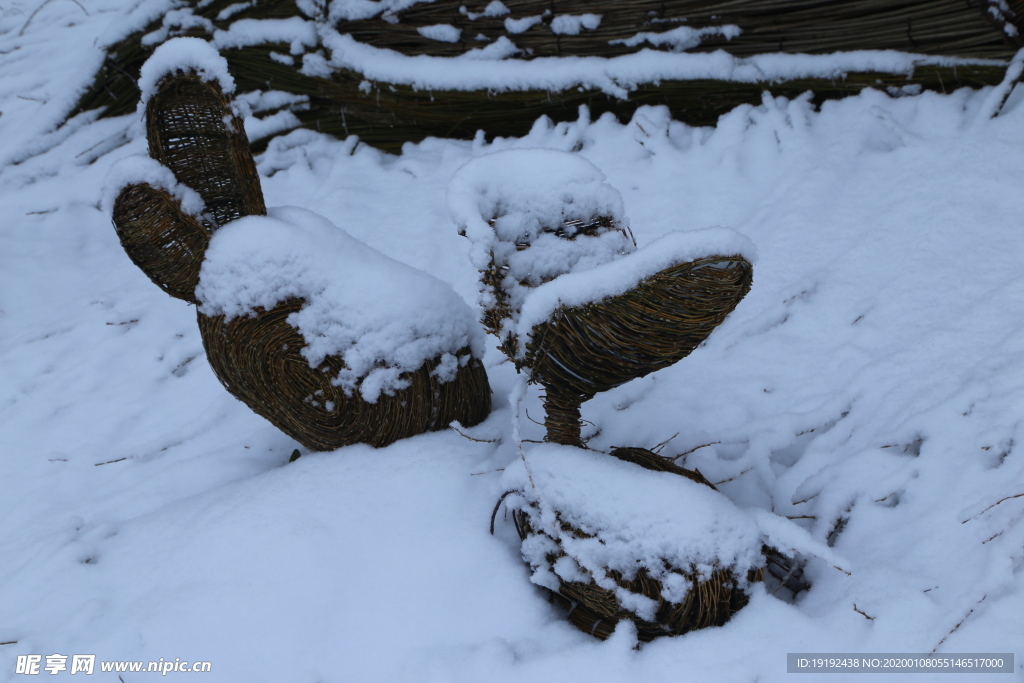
[[2, 2, 1024, 681]]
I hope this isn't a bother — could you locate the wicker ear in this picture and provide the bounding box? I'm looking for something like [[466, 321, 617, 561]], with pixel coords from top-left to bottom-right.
[[524, 255, 753, 446], [145, 72, 266, 226], [112, 183, 213, 303]]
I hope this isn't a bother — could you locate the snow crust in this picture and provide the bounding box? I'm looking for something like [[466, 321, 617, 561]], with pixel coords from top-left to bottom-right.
[[611, 25, 742, 52], [320, 29, 1003, 98], [196, 206, 485, 401], [417, 24, 462, 43], [137, 37, 236, 113], [550, 14, 602, 36], [517, 228, 757, 347], [101, 155, 206, 218], [212, 17, 319, 53]]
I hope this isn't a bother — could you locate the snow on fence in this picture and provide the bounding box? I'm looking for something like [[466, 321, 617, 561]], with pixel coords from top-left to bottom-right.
[[71, 0, 1021, 152]]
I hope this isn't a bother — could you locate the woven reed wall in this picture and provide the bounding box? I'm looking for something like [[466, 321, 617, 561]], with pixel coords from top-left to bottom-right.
[[73, 0, 1021, 153]]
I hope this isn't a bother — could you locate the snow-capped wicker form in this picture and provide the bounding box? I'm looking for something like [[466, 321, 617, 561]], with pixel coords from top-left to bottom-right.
[[449, 148, 754, 445], [109, 43, 491, 451], [137, 37, 236, 113], [197, 206, 486, 401], [448, 149, 635, 360], [108, 158, 212, 303], [502, 444, 764, 640]]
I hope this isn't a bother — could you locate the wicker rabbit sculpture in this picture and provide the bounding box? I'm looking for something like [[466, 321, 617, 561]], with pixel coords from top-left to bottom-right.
[[109, 40, 490, 451]]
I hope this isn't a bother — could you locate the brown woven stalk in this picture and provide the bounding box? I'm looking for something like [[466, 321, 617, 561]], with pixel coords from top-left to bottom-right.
[[198, 299, 491, 450], [510, 447, 759, 641], [145, 73, 266, 226], [529, 256, 752, 445], [112, 183, 213, 302], [110, 64, 492, 450]]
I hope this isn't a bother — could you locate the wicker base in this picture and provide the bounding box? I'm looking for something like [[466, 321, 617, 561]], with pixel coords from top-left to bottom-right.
[[511, 447, 760, 641]]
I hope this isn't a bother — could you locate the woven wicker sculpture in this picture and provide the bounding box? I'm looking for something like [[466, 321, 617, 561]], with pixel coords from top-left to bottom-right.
[[111, 40, 490, 451], [454, 150, 764, 639], [500, 445, 765, 641], [449, 149, 753, 446]]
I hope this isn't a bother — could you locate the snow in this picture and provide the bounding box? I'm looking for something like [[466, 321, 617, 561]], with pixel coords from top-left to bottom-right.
[[319, 29, 1004, 98], [448, 148, 631, 272], [1, 7, 1024, 683], [611, 24, 742, 52], [549, 14, 602, 36], [503, 15, 544, 35], [136, 37, 235, 112], [196, 206, 486, 401], [448, 148, 636, 349], [140, 9, 216, 47], [212, 17, 319, 54], [101, 155, 206, 218], [460, 1, 509, 20], [517, 228, 757, 351], [417, 24, 462, 43]]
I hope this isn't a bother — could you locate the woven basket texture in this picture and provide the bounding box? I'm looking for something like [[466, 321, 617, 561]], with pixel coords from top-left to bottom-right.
[[524, 254, 752, 446], [72, 0, 1021, 153], [112, 184, 212, 303], [198, 299, 492, 450], [112, 68, 492, 451], [144, 73, 267, 227], [511, 446, 759, 641]]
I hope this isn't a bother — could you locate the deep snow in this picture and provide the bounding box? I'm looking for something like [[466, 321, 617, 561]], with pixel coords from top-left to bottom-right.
[[1, 2, 1023, 682]]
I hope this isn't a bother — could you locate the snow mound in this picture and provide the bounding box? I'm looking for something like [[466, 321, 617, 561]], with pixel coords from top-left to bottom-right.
[[448, 148, 635, 347], [448, 148, 631, 271], [196, 206, 485, 401], [137, 37, 236, 114]]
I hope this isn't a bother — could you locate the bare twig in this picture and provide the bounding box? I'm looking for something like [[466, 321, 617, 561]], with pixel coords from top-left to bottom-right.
[[962, 492, 1024, 523], [651, 432, 679, 453], [853, 604, 875, 620], [450, 424, 497, 443], [712, 467, 751, 487], [19, 0, 88, 37], [491, 490, 521, 534], [932, 594, 987, 652], [523, 408, 545, 427], [93, 457, 127, 466], [470, 468, 504, 476]]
